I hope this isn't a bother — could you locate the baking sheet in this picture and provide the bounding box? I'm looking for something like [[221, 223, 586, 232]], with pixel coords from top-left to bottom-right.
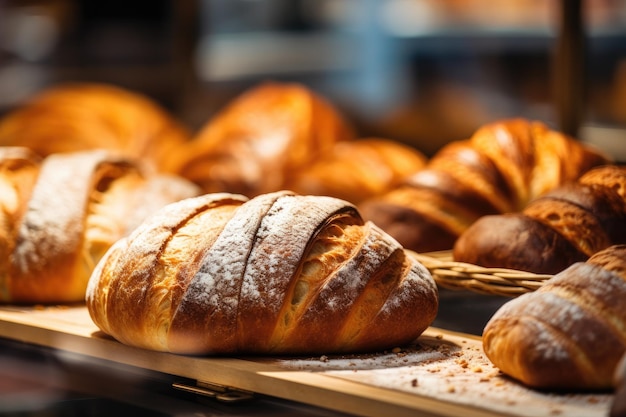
[[0, 304, 613, 417]]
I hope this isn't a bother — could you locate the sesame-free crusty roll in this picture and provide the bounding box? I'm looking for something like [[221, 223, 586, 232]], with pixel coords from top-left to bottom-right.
[[86, 191, 438, 355], [482, 244, 626, 390], [453, 164, 626, 274]]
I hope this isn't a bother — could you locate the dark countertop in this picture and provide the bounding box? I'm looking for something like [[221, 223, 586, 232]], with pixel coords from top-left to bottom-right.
[[0, 336, 353, 417]]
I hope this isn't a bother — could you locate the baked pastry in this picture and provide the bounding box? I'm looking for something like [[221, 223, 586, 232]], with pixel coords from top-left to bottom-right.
[[0, 148, 200, 304], [359, 119, 611, 253], [172, 82, 356, 197], [482, 244, 626, 391], [85, 191, 438, 355], [287, 138, 427, 204], [453, 164, 626, 274], [0, 83, 191, 172]]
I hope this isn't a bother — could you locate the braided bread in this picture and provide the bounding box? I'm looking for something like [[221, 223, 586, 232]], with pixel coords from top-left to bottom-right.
[[86, 191, 438, 355], [172, 82, 356, 197], [0, 148, 200, 304], [359, 119, 611, 253], [453, 165, 626, 274], [482, 244, 626, 391], [0, 83, 191, 172]]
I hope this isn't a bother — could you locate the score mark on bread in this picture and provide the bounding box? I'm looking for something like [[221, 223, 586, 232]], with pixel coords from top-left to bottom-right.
[[86, 191, 439, 355]]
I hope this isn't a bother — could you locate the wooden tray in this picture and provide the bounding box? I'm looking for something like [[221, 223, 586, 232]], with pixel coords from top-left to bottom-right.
[[0, 305, 612, 417]]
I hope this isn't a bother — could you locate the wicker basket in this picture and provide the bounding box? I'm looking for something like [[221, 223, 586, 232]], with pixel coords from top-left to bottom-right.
[[407, 250, 553, 297]]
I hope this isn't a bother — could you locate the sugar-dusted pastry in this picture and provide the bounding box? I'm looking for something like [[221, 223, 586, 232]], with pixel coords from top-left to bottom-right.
[[483, 244, 626, 390], [0, 147, 200, 303]]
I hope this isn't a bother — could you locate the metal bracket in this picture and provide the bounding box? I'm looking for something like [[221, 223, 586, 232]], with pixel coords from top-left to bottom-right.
[[172, 380, 254, 403]]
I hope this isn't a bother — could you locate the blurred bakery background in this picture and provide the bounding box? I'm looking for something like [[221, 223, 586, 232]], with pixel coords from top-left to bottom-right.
[[1, 0, 625, 160], [0, 3, 624, 416]]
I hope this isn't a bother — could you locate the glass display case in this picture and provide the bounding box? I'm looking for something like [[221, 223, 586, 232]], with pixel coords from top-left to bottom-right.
[[193, 0, 626, 158], [1, 0, 625, 158]]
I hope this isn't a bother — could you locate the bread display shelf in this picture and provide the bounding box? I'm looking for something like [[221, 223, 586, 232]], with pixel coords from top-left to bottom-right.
[[0, 304, 611, 417], [411, 251, 552, 297]]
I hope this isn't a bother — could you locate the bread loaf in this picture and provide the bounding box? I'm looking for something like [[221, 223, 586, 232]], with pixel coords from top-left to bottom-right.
[[0, 148, 200, 303], [0, 83, 191, 172], [359, 119, 611, 253], [287, 138, 427, 204], [85, 191, 438, 355], [453, 165, 626, 274], [482, 244, 626, 390], [173, 82, 355, 197]]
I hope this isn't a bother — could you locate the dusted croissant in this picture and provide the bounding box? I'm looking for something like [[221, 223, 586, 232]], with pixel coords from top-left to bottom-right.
[[454, 165, 626, 274], [86, 191, 438, 355], [359, 119, 611, 253], [0, 83, 191, 172], [0, 148, 200, 304], [172, 82, 355, 197], [287, 138, 427, 204], [483, 244, 626, 390]]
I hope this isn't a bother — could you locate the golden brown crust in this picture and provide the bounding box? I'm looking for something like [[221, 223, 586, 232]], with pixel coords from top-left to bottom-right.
[[86, 191, 439, 355], [453, 165, 626, 274], [360, 185, 471, 253], [0, 148, 201, 304], [452, 214, 588, 274], [413, 140, 516, 213], [361, 118, 611, 253], [0, 148, 41, 301], [0, 83, 191, 172], [173, 82, 356, 197], [548, 184, 625, 232], [287, 138, 427, 204], [580, 164, 626, 198], [0, 148, 41, 236], [483, 244, 626, 390], [88, 192, 248, 350], [524, 198, 611, 256]]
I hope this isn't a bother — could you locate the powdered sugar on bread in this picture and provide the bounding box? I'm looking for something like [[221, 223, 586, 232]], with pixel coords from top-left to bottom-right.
[[86, 191, 439, 355]]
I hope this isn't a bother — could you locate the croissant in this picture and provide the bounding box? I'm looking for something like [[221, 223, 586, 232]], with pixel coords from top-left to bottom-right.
[[85, 191, 439, 355], [0, 147, 200, 304], [287, 138, 427, 204], [482, 244, 626, 391], [453, 165, 626, 274], [359, 119, 611, 253], [172, 82, 356, 197], [0, 83, 191, 172]]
